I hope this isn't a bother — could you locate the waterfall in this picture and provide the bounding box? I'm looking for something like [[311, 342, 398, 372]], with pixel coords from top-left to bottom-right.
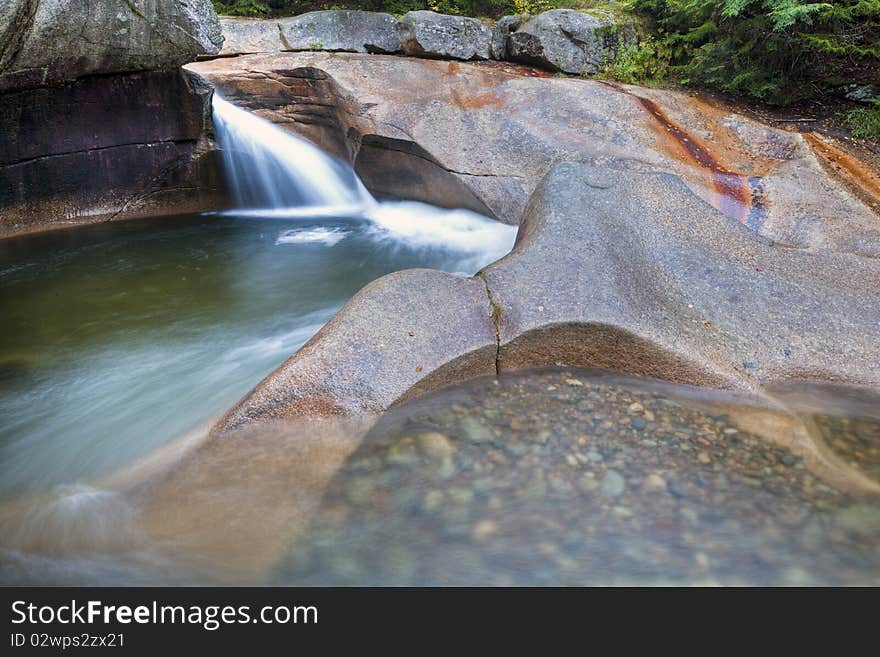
[[210, 94, 517, 272], [212, 96, 373, 211]]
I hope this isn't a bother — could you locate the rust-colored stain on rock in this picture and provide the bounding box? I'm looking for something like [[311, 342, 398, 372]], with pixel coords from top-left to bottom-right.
[[443, 61, 505, 110], [449, 87, 504, 110], [601, 81, 766, 230], [804, 133, 880, 216], [471, 60, 555, 79]]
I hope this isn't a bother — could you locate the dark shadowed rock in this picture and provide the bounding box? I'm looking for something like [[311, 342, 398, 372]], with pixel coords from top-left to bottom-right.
[[397, 11, 492, 61], [0, 1, 226, 233], [355, 135, 495, 216], [278, 11, 400, 54], [507, 9, 633, 74], [0, 69, 226, 234], [0, 0, 223, 92], [215, 269, 498, 431], [489, 14, 530, 60]]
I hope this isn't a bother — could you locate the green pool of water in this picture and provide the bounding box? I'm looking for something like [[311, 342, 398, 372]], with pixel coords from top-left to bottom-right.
[[0, 209, 512, 497]]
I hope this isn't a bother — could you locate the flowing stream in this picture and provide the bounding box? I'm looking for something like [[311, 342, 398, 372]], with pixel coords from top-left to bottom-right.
[[1, 97, 877, 586], [0, 97, 515, 499]]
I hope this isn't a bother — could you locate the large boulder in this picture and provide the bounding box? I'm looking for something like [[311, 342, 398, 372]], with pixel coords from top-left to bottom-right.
[[507, 9, 633, 74], [481, 160, 880, 391], [397, 11, 492, 61], [490, 14, 530, 60], [278, 10, 400, 54], [219, 18, 285, 56], [0, 0, 226, 234], [0, 0, 223, 92]]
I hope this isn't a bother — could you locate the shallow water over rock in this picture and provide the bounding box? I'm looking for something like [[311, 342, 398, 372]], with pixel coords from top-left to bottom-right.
[[1, 368, 877, 586], [278, 369, 880, 586]]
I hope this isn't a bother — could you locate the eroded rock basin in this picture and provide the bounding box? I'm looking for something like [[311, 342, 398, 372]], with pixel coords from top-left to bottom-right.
[[0, 206, 513, 497], [2, 368, 878, 586]]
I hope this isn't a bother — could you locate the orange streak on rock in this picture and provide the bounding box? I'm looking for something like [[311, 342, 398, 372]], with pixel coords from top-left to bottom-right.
[[804, 133, 880, 216], [633, 94, 751, 223], [598, 81, 757, 225]]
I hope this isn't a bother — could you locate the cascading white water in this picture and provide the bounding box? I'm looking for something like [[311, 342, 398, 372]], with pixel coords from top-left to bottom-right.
[[212, 96, 373, 210], [211, 95, 516, 271]]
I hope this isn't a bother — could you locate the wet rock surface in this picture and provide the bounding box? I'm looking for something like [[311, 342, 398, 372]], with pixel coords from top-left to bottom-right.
[[816, 416, 880, 484], [188, 53, 880, 253], [0, 69, 226, 234], [4, 368, 877, 585], [278, 369, 880, 586], [189, 54, 880, 433], [216, 269, 498, 431], [481, 161, 880, 390], [0, 0, 226, 234]]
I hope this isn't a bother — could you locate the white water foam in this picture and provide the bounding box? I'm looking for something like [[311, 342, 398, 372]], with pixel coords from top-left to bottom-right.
[[366, 201, 515, 263], [211, 95, 517, 273], [275, 227, 350, 246]]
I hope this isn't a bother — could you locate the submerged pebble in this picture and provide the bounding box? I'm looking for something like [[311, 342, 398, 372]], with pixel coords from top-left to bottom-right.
[[279, 368, 880, 586]]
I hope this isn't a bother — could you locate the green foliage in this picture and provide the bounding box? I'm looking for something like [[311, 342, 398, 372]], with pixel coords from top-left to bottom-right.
[[601, 35, 671, 83], [213, 0, 563, 19], [629, 0, 880, 104], [846, 100, 880, 140], [212, 0, 270, 16]]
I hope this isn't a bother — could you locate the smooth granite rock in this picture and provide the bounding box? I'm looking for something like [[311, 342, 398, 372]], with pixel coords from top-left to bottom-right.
[[215, 269, 498, 431], [481, 161, 880, 391], [185, 54, 880, 434], [0, 0, 223, 92], [507, 9, 633, 74], [397, 11, 492, 61], [212, 161, 880, 435], [189, 53, 880, 255]]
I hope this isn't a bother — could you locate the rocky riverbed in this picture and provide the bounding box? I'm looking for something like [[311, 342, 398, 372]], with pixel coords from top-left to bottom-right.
[[277, 368, 880, 586]]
